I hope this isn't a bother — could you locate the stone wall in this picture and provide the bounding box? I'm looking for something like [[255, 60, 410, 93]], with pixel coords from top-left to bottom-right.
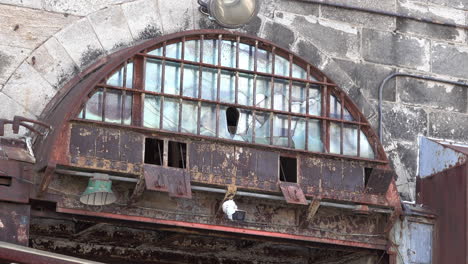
[[0, 0, 467, 201]]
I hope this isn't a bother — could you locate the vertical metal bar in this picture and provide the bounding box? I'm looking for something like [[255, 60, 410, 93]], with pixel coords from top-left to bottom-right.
[[253, 41, 258, 107], [180, 37, 185, 96], [161, 41, 167, 94], [160, 96, 164, 129], [178, 98, 183, 132], [121, 61, 128, 125], [305, 117, 309, 151], [322, 78, 329, 153], [270, 47, 275, 110], [252, 111, 256, 143], [357, 115, 361, 157], [160, 43, 165, 129], [340, 92, 344, 155], [305, 65, 310, 151], [197, 101, 201, 135], [288, 54, 293, 113], [82, 102, 87, 119], [217, 35, 222, 102], [288, 115, 292, 148], [197, 36, 204, 135], [215, 104, 220, 137], [132, 56, 144, 127], [269, 112, 274, 145], [235, 36, 240, 104], [102, 88, 107, 122]]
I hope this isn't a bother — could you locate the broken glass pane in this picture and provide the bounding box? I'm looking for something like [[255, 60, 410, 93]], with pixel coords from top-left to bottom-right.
[[200, 103, 217, 136], [185, 40, 200, 62], [145, 59, 162, 92], [183, 64, 199, 98], [164, 61, 181, 95], [162, 97, 179, 131], [360, 130, 375, 159], [308, 119, 323, 152], [203, 39, 218, 65], [238, 73, 254, 106], [291, 81, 306, 114], [238, 42, 254, 71], [330, 95, 353, 120], [291, 117, 306, 150], [254, 111, 271, 145], [143, 95, 160, 128], [85, 89, 103, 121], [221, 40, 236, 68], [257, 48, 272, 74], [220, 70, 235, 103], [181, 100, 198, 134], [201, 67, 218, 101], [219, 106, 252, 142], [273, 114, 289, 147], [275, 55, 289, 77], [273, 78, 289, 112], [104, 90, 122, 124], [255, 76, 271, 109], [343, 125, 358, 156]]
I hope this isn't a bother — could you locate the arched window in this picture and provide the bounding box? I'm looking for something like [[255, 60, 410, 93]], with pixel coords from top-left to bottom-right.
[[77, 33, 377, 160]]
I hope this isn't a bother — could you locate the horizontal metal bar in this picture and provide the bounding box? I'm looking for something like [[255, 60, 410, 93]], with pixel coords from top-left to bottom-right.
[[56, 169, 392, 214]]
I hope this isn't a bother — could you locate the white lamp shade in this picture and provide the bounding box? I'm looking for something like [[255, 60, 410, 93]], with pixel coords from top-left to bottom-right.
[[209, 0, 259, 28]]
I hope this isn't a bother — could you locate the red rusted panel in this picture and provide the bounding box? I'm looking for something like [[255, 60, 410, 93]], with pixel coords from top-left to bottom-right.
[[95, 128, 120, 160], [189, 142, 212, 175], [342, 161, 364, 192], [0, 160, 30, 203], [365, 168, 394, 194], [144, 164, 192, 198], [144, 164, 169, 192], [0, 202, 30, 246], [211, 145, 235, 179], [120, 130, 143, 163], [0, 138, 35, 163], [279, 182, 308, 205], [417, 164, 467, 264], [300, 156, 321, 188], [69, 124, 97, 157], [255, 150, 278, 183], [322, 159, 342, 191]]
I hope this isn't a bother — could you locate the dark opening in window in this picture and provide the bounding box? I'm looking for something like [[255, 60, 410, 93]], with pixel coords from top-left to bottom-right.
[[168, 141, 187, 168], [279, 156, 297, 183], [364, 168, 373, 187], [226, 107, 240, 134], [144, 138, 164, 165], [0, 176, 12, 186]]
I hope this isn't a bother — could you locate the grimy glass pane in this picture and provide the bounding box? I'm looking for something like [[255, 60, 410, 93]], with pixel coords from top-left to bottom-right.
[[330, 122, 341, 154], [254, 111, 271, 145], [148, 47, 162, 56], [360, 130, 375, 159], [122, 93, 132, 125], [104, 90, 122, 124], [220, 70, 235, 103], [181, 100, 198, 134], [255, 76, 271, 109], [203, 39, 218, 65], [145, 59, 162, 92], [162, 98, 179, 131], [291, 117, 306, 150], [257, 48, 272, 74], [201, 67, 218, 101], [78, 108, 84, 119], [143, 95, 160, 129], [291, 82, 306, 114], [273, 114, 289, 147], [85, 89, 103, 121], [308, 86, 321, 116], [330, 95, 353, 120], [308, 119, 323, 152], [221, 40, 236, 68], [185, 40, 200, 62], [164, 61, 181, 95], [106, 65, 124, 87], [125, 62, 133, 88], [292, 64, 306, 79], [238, 73, 254, 106], [238, 42, 254, 71], [183, 64, 199, 98], [273, 78, 289, 112], [166, 42, 182, 59], [343, 125, 358, 156], [219, 106, 252, 142], [200, 103, 217, 136], [275, 55, 289, 77]]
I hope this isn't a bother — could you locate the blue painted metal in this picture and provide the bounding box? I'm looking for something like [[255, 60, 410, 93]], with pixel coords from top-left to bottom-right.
[[418, 137, 466, 178]]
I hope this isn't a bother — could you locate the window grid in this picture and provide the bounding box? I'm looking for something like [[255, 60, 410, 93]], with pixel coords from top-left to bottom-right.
[[78, 34, 379, 161]]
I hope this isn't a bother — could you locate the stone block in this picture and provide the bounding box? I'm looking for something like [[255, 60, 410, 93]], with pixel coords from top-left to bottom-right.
[[1, 63, 57, 117], [0, 0, 41, 9], [295, 38, 327, 68], [291, 15, 360, 60], [158, 0, 195, 34], [122, 0, 162, 41], [0, 4, 79, 50], [399, 0, 465, 24], [431, 42, 468, 79], [88, 6, 134, 52], [426, 0, 468, 11], [319, 58, 355, 92], [0, 92, 35, 137], [396, 19, 465, 43], [336, 59, 396, 102], [429, 111, 468, 141], [40, 0, 135, 16], [398, 77, 467, 113], [27, 37, 78, 89], [313, 0, 396, 12], [0, 45, 30, 85], [260, 0, 319, 18], [362, 29, 430, 71], [55, 17, 105, 69], [381, 102, 427, 141], [321, 6, 396, 31], [262, 21, 295, 50]]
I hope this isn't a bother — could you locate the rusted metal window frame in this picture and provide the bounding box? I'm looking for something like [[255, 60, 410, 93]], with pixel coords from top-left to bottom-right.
[[76, 33, 383, 163]]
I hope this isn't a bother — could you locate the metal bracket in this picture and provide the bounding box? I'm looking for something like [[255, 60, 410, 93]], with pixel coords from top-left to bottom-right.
[[0, 116, 51, 137], [279, 182, 308, 205]]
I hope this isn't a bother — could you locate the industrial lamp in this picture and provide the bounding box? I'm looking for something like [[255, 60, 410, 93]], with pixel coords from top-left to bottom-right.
[[198, 0, 259, 28], [80, 173, 117, 206]]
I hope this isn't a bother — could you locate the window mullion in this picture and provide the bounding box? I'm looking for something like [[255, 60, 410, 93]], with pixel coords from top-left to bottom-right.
[[340, 92, 344, 155], [197, 35, 204, 135], [305, 65, 310, 151], [270, 46, 275, 145]]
